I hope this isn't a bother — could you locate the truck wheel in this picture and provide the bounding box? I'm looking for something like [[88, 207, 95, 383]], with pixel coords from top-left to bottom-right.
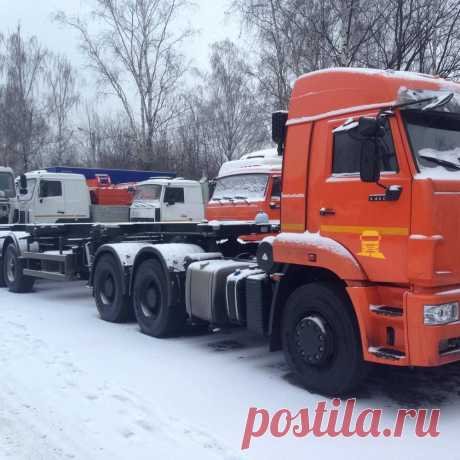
[[94, 254, 132, 323], [3, 244, 35, 293], [282, 283, 367, 396], [0, 256, 5, 288], [133, 259, 186, 337]]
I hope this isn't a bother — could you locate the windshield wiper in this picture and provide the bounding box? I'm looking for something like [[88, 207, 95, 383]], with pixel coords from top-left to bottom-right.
[[422, 92, 454, 111], [419, 154, 460, 170]]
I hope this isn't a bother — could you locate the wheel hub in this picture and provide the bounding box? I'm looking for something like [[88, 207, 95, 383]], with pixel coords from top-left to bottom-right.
[[101, 274, 115, 304], [6, 253, 16, 283], [140, 283, 160, 318], [295, 316, 332, 366]]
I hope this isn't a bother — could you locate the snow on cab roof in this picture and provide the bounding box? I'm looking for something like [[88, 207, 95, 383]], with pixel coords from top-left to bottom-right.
[[218, 148, 281, 178], [136, 177, 199, 187], [288, 67, 460, 126], [298, 67, 442, 84]]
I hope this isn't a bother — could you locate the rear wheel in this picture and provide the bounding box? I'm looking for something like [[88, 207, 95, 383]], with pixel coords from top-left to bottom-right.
[[3, 244, 35, 293], [282, 282, 367, 396], [133, 259, 186, 337], [94, 254, 132, 322]]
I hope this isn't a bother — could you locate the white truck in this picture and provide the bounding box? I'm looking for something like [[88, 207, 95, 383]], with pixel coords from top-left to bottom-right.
[[130, 178, 206, 222], [12, 170, 130, 224], [0, 167, 15, 224]]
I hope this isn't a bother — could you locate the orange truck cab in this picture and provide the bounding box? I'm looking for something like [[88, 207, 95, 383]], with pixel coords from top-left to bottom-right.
[[263, 68, 460, 394], [206, 149, 282, 223]]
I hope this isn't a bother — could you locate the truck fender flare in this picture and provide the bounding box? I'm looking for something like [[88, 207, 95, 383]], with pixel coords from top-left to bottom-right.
[[272, 232, 366, 281], [130, 243, 204, 307], [0, 231, 31, 259], [90, 242, 148, 294]]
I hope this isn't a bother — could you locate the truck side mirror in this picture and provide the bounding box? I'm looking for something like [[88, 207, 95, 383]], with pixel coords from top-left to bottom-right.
[[272, 111, 288, 155], [360, 141, 381, 183], [19, 174, 28, 195], [357, 117, 385, 138]]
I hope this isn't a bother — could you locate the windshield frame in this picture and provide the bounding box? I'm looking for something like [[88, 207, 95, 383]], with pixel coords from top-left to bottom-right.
[[211, 173, 270, 202], [401, 109, 460, 175]]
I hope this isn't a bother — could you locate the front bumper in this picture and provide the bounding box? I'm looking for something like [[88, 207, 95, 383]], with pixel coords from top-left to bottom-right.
[[406, 288, 460, 366]]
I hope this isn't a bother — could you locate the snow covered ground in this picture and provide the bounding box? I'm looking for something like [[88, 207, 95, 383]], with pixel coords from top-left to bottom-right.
[[0, 280, 456, 459]]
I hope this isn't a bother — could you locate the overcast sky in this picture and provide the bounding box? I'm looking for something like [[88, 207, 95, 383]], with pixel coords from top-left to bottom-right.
[[0, 0, 242, 119], [0, 0, 241, 78]]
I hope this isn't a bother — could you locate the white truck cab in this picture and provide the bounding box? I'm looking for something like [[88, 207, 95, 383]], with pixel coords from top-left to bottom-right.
[[130, 178, 205, 222], [14, 171, 91, 224], [0, 167, 15, 224]]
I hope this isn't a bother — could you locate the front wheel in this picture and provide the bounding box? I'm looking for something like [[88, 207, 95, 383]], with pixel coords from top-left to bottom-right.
[[282, 283, 367, 396], [133, 259, 186, 337], [3, 244, 35, 293]]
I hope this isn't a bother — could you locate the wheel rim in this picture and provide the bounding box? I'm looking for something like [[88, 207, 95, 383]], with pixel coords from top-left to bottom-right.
[[140, 281, 161, 319], [294, 315, 333, 366], [100, 273, 116, 305], [6, 251, 16, 284]]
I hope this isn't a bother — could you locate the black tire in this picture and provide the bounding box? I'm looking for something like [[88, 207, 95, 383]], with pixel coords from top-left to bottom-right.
[[0, 254, 6, 288], [3, 244, 35, 293], [282, 282, 367, 396], [133, 259, 186, 337], [94, 254, 132, 323]]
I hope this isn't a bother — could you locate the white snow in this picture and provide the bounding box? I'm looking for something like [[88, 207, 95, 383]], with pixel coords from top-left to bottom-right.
[[333, 119, 359, 133], [274, 232, 361, 268], [0, 281, 457, 459]]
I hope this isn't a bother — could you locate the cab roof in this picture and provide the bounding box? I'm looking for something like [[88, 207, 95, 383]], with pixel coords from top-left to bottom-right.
[[218, 148, 282, 178], [137, 178, 200, 187], [25, 171, 86, 181], [288, 67, 460, 125]]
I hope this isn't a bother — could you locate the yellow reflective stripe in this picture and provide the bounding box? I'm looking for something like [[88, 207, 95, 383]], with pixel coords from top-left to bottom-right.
[[320, 225, 409, 236], [282, 223, 304, 231]]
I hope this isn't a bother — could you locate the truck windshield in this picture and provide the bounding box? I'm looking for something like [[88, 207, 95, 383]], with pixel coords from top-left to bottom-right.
[[0, 172, 15, 198], [134, 184, 162, 201], [211, 174, 269, 201], [403, 110, 460, 176]]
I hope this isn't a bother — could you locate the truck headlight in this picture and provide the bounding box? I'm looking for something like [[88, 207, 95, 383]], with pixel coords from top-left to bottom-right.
[[424, 302, 459, 325]]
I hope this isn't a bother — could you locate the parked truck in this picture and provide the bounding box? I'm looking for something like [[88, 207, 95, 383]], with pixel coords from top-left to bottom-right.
[[130, 177, 206, 222], [206, 149, 282, 223], [0, 167, 15, 224], [3, 68, 460, 396]]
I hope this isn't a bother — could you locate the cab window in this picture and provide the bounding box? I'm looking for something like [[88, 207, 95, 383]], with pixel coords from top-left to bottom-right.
[[164, 187, 184, 204], [332, 120, 398, 174], [39, 180, 63, 198], [271, 177, 281, 199]]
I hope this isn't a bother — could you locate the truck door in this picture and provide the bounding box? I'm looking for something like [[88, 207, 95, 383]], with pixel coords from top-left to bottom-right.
[[33, 179, 65, 223], [307, 116, 412, 284], [162, 186, 188, 221]]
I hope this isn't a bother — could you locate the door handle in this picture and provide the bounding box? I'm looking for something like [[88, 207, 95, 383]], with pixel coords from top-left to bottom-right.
[[319, 208, 336, 216]]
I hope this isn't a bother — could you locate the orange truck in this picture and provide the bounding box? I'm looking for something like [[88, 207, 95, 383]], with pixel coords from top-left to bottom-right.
[[206, 149, 282, 223], [4, 68, 460, 396], [265, 67, 460, 394]]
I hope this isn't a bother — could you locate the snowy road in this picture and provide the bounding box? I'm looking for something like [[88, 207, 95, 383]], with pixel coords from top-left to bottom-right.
[[0, 281, 456, 459]]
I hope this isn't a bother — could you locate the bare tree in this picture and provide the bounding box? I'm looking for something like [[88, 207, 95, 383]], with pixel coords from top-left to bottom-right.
[[235, 0, 460, 109], [198, 40, 269, 164], [46, 54, 80, 164], [56, 0, 192, 163], [0, 25, 48, 171]]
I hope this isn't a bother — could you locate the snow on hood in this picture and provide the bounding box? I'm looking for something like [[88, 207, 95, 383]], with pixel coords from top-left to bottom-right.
[[419, 147, 460, 166]]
